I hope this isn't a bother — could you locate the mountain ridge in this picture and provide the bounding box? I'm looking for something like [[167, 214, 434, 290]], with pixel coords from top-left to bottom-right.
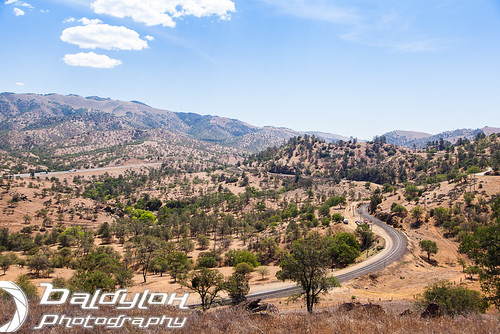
[[0, 92, 347, 152], [381, 127, 500, 148], [1, 92, 498, 152]]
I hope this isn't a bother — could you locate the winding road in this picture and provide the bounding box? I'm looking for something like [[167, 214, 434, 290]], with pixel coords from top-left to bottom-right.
[[241, 204, 408, 301], [8, 163, 408, 305]]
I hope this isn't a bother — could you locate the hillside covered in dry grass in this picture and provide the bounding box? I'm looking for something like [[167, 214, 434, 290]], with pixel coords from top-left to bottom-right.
[[0, 120, 498, 332]]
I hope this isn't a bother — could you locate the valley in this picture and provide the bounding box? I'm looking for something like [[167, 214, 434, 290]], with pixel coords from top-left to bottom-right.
[[0, 93, 498, 333]]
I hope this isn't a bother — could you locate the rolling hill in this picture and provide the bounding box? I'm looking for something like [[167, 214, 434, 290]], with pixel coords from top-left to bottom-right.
[[381, 127, 500, 148]]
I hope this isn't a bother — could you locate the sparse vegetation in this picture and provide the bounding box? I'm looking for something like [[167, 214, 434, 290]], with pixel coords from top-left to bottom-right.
[[419, 240, 438, 263], [0, 117, 497, 331], [419, 281, 488, 316], [277, 232, 341, 313]]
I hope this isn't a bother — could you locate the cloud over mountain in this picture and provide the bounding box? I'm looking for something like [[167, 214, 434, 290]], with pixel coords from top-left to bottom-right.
[[90, 0, 236, 27]]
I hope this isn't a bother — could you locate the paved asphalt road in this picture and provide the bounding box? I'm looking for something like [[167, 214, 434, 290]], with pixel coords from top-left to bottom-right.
[[7, 163, 407, 306], [230, 204, 408, 302]]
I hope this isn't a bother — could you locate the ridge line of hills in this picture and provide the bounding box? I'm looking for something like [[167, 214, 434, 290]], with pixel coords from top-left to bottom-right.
[[0, 92, 498, 152]]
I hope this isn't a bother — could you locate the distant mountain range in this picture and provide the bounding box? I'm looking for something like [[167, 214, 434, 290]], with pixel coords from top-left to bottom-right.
[[0, 92, 497, 152], [0, 92, 346, 152], [381, 127, 500, 148]]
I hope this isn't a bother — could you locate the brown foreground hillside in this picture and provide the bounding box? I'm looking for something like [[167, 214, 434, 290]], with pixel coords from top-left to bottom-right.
[[2, 301, 498, 334]]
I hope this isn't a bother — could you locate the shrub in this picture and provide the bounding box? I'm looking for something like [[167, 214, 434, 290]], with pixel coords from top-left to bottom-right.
[[331, 213, 344, 223], [234, 262, 253, 276], [256, 266, 270, 280], [197, 252, 218, 268], [391, 204, 408, 217], [15, 274, 38, 298], [224, 273, 249, 305], [197, 235, 210, 250], [224, 249, 260, 268], [419, 281, 488, 316]]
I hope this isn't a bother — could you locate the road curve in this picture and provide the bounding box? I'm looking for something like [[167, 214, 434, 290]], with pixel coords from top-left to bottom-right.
[[240, 204, 408, 301]]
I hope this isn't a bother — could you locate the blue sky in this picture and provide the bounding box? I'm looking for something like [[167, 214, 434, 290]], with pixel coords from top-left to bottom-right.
[[1, 0, 499, 139]]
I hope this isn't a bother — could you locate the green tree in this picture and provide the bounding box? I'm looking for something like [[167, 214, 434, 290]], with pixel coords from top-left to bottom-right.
[[391, 203, 408, 218], [178, 238, 195, 254], [369, 193, 382, 214], [457, 257, 467, 273], [234, 250, 260, 268], [326, 232, 360, 267], [15, 274, 38, 298], [28, 254, 52, 278], [131, 236, 163, 283], [255, 237, 279, 264], [97, 222, 112, 243], [72, 246, 132, 290], [224, 272, 249, 305], [277, 232, 341, 313], [419, 239, 438, 262], [151, 256, 169, 277], [23, 214, 32, 225], [167, 251, 192, 283], [234, 262, 253, 277], [256, 266, 270, 280], [491, 149, 500, 171], [70, 271, 116, 292], [405, 184, 419, 201], [0, 253, 17, 275], [51, 247, 73, 268], [460, 218, 500, 309], [183, 268, 224, 311], [463, 192, 475, 207], [197, 251, 219, 268], [355, 224, 375, 251], [411, 206, 425, 225], [197, 235, 210, 250], [331, 213, 344, 223], [224, 249, 259, 267], [431, 207, 450, 226], [318, 203, 330, 217]]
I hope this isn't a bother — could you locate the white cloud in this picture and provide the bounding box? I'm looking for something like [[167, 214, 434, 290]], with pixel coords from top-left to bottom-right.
[[16, 82, 24, 86], [13, 7, 25, 15], [145, 35, 155, 41], [63, 52, 122, 68], [5, 0, 33, 8], [63, 17, 76, 23], [79, 17, 102, 25], [61, 20, 148, 50], [90, 0, 236, 27]]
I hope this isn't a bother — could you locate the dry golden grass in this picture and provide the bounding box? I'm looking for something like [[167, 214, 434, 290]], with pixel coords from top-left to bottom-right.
[[2, 300, 498, 334]]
